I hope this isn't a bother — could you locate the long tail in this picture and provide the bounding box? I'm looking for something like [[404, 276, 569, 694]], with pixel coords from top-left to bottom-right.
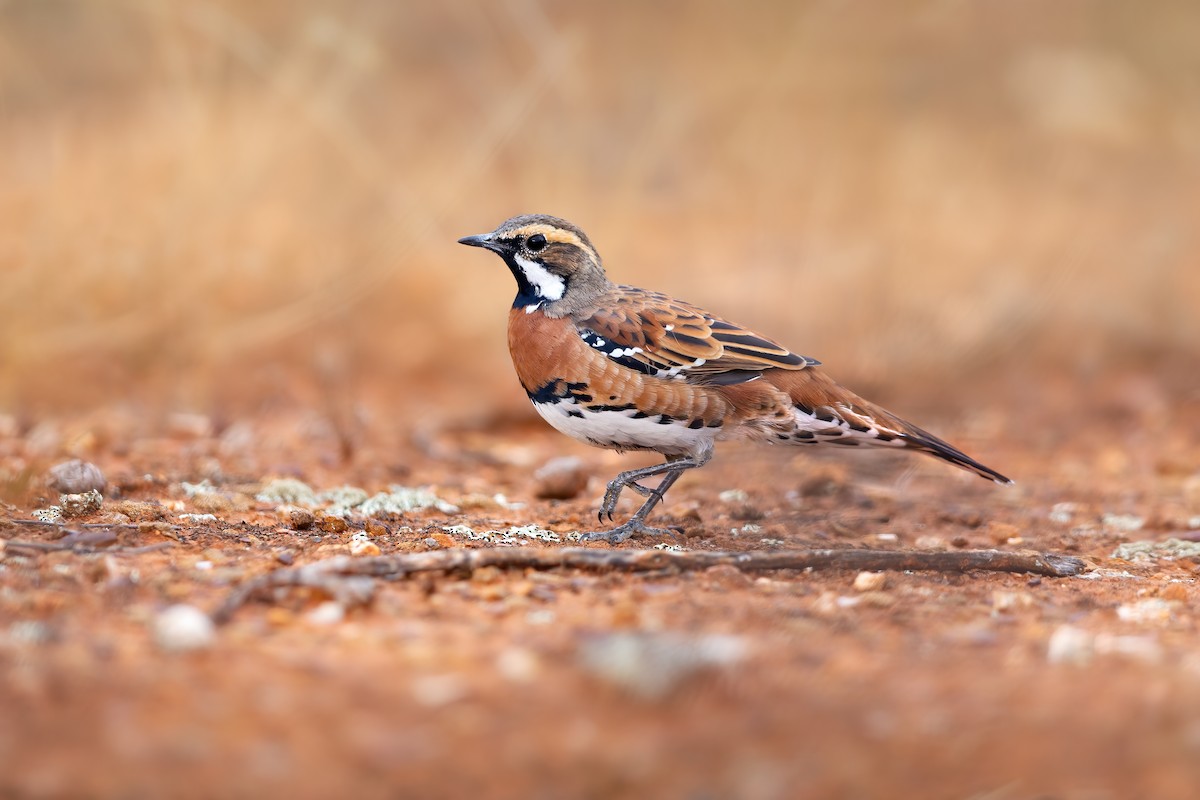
[[763, 370, 1014, 485]]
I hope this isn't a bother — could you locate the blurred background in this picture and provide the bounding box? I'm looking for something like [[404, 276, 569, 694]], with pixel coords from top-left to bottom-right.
[[1, 0, 1197, 422]]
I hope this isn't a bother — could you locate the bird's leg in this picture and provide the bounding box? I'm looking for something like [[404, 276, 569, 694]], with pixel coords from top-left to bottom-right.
[[584, 448, 711, 544], [597, 459, 687, 522]]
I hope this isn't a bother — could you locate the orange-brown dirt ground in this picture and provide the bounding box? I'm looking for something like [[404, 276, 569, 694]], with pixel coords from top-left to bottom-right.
[[3, 367, 1200, 799], [4, 1, 1200, 798]]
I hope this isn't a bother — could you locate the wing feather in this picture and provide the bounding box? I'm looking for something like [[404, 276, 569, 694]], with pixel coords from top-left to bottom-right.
[[575, 286, 818, 385]]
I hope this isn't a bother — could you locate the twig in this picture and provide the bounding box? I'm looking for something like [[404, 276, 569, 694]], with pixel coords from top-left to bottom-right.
[[212, 546, 1087, 624], [2, 538, 176, 556]]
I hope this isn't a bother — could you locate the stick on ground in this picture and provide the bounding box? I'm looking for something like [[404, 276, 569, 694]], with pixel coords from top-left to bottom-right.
[[212, 546, 1087, 624]]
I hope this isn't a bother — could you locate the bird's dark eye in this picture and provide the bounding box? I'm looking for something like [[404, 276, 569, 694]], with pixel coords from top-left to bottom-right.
[[526, 233, 547, 252]]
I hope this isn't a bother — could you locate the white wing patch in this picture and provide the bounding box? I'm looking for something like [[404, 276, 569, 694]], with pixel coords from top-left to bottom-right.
[[514, 255, 565, 302]]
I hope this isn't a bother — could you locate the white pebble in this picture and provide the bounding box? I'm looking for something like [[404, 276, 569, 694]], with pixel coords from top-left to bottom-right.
[[1116, 598, 1174, 625], [853, 571, 888, 592], [154, 605, 216, 652], [1047, 624, 1092, 666], [306, 601, 345, 626]]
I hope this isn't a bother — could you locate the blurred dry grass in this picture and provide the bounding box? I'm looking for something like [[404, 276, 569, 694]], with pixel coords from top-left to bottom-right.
[[1, 0, 1197, 416]]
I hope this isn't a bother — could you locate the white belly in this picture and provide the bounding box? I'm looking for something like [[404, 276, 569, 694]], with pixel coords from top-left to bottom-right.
[[532, 399, 716, 457]]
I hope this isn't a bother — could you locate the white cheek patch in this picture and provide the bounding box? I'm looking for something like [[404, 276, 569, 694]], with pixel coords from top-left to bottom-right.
[[515, 255, 565, 301]]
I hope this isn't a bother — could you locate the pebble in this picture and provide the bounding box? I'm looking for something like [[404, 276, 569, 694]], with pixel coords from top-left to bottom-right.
[[280, 506, 315, 530], [153, 605, 216, 652], [317, 513, 348, 534], [914, 535, 947, 551], [1047, 624, 1092, 666], [59, 490, 103, 518], [533, 456, 589, 500], [853, 571, 888, 592], [306, 601, 345, 626], [576, 631, 746, 699], [1102, 513, 1145, 533], [987, 522, 1021, 545], [1116, 598, 1175, 625], [992, 590, 1035, 612], [46, 460, 106, 494], [495, 647, 541, 683], [349, 536, 381, 557]]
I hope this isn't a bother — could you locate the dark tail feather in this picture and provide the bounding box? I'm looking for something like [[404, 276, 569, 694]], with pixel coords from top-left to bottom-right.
[[897, 421, 1013, 485]]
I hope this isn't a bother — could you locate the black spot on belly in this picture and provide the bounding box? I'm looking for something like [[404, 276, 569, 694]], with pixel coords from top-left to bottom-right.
[[688, 419, 705, 429], [526, 379, 592, 405], [566, 410, 584, 419], [657, 414, 676, 425]]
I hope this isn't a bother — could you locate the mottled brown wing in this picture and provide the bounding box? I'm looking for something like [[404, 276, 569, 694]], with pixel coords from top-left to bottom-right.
[[575, 286, 818, 385]]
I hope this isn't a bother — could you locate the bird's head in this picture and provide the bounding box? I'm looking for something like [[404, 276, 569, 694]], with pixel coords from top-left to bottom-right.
[[458, 214, 610, 315]]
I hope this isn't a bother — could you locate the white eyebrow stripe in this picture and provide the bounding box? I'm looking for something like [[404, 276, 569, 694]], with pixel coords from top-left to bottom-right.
[[514, 255, 565, 301]]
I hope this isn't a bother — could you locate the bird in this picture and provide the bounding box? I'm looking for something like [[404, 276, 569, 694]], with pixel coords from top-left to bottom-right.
[[458, 214, 1012, 544]]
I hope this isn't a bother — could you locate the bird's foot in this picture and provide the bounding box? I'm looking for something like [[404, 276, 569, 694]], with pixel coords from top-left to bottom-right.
[[581, 519, 679, 545], [598, 479, 655, 522]]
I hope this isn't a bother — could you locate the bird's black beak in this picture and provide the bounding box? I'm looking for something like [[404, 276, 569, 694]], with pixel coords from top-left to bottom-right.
[[457, 233, 505, 254]]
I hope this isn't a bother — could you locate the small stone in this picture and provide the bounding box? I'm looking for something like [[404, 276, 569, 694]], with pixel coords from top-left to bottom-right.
[[317, 513, 348, 534], [853, 571, 888, 592], [190, 492, 232, 515], [992, 590, 1035, 612], [496, 647, 540, 683], [1093, 633, 1163, 664], [914, 535, 947, 551], [533, 456, 589, 500], [988, 522, 1021, 545], [1047, 624, 1092, 666], [46, 460, 106, 494], [1102, 513, 1145, 534], [1049, 502, 1077, 524], [153, 605, 216, 652], [280, 506, 315, 530], [111, 500, 168, 521], [576, 632, 746, 699], [718, 489, 749, 504], [59, 490, 103, 518], [1116, 598, 1175, 625], [349, 536, 381, 557], [950, 536, 970, 548], [306, 601, 345, 626]]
